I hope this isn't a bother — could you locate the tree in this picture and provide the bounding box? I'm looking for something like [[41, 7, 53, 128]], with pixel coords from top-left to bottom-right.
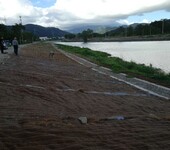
[[150, 21, 162, 34], [127, 26, 134, 36], [65, 33, 76, 39], [11, 23, 25, 43], [0, 24, 7, 38], [81, 29, 93, 43], [134, 24, 144, 36], [163, 19, 170, 34], [23, 32, 38, 43]]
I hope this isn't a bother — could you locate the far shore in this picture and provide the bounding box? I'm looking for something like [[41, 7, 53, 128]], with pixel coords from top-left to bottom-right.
[[61, 34, 170, 42]]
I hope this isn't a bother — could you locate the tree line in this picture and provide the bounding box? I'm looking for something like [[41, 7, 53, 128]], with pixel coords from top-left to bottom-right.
[[0, 23, 39, 44], [106, 19, 170, 37], [64, 19, 170, 42]]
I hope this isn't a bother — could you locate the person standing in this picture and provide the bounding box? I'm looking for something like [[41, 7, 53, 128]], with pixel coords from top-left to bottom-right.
[[12, 37, 19, 55], [0, 37, 5, 54]]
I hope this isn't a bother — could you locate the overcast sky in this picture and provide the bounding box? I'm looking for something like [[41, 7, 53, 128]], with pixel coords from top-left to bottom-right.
[[0, 0, 170, 30]]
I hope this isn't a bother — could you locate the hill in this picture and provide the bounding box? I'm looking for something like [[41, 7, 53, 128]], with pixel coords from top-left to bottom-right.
[[66, 22, 121, 34], [105, 19, 170, 37], [24, 24, 68, 38]]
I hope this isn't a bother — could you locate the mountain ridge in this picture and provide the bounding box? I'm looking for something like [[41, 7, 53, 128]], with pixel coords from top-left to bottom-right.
[[24, 24, 68, 37]]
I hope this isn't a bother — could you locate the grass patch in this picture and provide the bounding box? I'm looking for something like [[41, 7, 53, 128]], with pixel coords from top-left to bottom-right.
[[56, 44, 170, 87]]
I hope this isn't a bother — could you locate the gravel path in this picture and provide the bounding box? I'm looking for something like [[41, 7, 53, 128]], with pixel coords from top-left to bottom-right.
[[0, 42, 170, 149], [1, 43, 170, 100]]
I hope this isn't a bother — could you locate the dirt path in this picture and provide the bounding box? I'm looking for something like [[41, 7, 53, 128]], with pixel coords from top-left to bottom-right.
[[0, 42, 170, 150]]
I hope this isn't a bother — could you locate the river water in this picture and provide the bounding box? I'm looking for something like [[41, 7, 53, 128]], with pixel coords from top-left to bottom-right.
[[55, 41, 170, 73]]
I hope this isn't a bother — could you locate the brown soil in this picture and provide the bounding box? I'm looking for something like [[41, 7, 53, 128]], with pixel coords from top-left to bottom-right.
[[0, 42, 170, 150]]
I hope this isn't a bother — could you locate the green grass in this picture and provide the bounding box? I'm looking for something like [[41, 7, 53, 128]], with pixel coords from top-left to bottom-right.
[[56, 44, 170, 87]]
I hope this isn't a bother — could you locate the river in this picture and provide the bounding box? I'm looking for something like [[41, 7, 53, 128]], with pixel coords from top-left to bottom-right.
[[55, 41, 170, 73]]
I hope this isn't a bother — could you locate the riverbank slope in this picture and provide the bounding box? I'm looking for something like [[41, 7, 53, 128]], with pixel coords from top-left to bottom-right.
[[0, 42, 170, 149]]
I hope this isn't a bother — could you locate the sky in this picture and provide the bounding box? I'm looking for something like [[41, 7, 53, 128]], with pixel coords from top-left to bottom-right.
[[0, 0, 170, 30]]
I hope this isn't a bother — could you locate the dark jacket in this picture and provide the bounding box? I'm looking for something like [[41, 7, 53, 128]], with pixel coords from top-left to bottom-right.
[[0, 39, 4, 50]]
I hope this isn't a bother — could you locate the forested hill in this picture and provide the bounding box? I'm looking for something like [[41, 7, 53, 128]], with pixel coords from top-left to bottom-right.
[[24, 24, 68, 37], [105, 19, 170, 37]]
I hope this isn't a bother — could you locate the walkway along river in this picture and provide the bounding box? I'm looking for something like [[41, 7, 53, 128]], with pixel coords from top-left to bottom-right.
[[0, 42, 170, 149]]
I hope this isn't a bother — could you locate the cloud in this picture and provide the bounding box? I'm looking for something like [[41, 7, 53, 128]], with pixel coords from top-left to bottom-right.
[[117, 19, 151, 26], [56, 0, 167, 18], [0, 0, 45, 25], [0, 0, 32, 17], [53, 0, 170, 29], [0, 0, 170, 29]]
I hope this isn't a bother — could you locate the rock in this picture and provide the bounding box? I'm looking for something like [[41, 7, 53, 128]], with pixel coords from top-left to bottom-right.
[[78, 117, 87, 124]]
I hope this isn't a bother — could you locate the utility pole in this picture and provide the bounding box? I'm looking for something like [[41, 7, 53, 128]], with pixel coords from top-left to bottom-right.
[[149, 24, 152, 35], [125, 27, 127, 37], [19, 16, 23, 43], [162, 19, 164, 34], [19, 16, 23, 25]]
